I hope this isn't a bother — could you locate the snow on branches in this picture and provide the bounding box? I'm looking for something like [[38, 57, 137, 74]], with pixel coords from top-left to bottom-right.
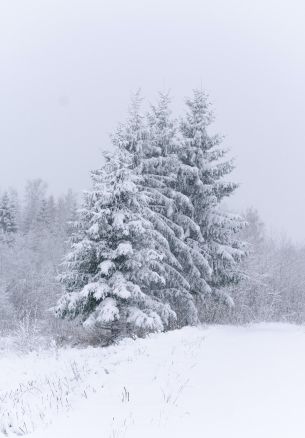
[[56, 90, 245, 339]]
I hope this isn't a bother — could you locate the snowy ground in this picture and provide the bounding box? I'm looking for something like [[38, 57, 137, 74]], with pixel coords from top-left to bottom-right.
[[1, 324, 305, 437]]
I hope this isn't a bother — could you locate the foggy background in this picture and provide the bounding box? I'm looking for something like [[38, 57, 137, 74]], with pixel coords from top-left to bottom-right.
[[0, 0, 304, 240]]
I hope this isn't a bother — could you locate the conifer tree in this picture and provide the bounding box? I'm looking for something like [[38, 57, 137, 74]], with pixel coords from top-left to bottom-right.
[[0, 192, 17, 242], [56, 148, 177, 337], [22, 179, 47, 234], [36, 199, 49, 228], [114, 92, 211, 325], [0, 281, 14, 329], [179, 90, 245, 313], [56, 90, 246, 337], [144, 93, 213, 323]]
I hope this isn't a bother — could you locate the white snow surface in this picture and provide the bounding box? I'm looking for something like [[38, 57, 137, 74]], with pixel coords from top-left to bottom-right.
[[1, 324, 305, 437]]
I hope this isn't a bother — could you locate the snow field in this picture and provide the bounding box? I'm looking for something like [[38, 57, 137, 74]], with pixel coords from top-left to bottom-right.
[[1, 324, 305, 437], [0, 327, 205, 437]]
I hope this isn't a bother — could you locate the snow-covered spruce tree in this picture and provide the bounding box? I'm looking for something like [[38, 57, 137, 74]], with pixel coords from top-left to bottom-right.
[[56, 90, 245, 336], [179, 89, 245, 319], [114, 92, 212, 326], [55, 147, 177, 339]]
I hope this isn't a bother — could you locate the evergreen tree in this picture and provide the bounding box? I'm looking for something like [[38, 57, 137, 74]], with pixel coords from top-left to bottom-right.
[[144, 93, 213, 323], [8, 189, 20, 231], [55, 190, 78, 239], [0, 280, 14, 330], [36, 199, 49, 228], [56, 148, 177, 337], [23, 179, 47, 234], [0, 192, 17, 242], [240, 208, 265, 246], [114, 92, 211, 325], [179, 90, 245, 315], [46, 196, 57, 231], [56, 90, 246, 338]]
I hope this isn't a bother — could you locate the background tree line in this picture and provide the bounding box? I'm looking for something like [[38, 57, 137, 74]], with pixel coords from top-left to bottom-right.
[[0, 180, 77, 336]]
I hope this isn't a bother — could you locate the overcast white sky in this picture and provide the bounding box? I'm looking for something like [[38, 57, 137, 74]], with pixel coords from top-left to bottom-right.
[[0, 0, 305, 240]]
